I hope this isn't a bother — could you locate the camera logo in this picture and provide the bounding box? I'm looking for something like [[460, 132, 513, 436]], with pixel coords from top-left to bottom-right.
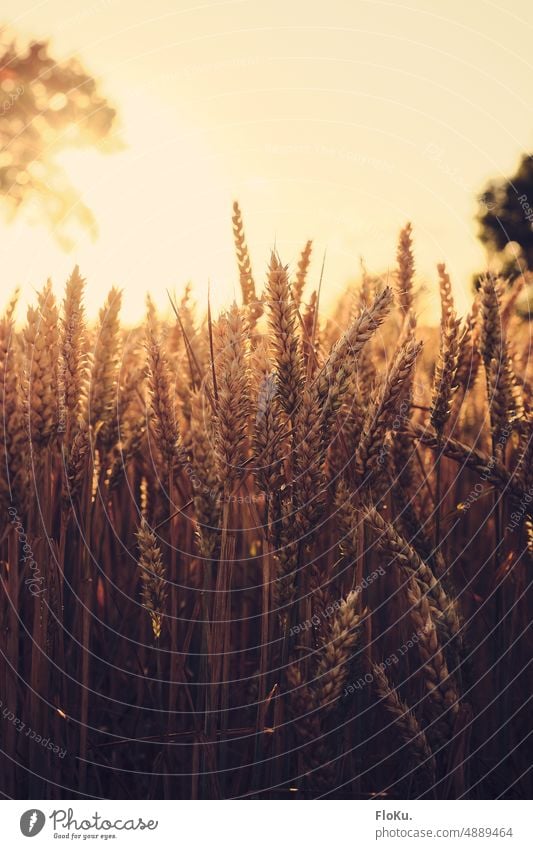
[[20, 810, 46, 837]]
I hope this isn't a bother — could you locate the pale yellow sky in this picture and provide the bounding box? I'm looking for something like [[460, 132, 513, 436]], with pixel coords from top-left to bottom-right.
[[2, 0, 533, 323]]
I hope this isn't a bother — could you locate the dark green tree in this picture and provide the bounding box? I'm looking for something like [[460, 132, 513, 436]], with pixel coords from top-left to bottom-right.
[[0, 31, 120, 249], [477, 153, 533, 277]]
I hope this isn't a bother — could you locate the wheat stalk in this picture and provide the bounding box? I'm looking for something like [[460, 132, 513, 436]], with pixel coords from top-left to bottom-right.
[[189, 388, 222, 558]]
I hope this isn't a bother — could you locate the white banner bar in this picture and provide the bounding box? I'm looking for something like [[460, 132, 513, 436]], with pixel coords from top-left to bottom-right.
[[1, 800, 530, 847]]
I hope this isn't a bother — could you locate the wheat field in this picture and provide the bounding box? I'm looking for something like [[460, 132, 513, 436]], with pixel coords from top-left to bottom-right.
[[0, 204, 531, 800]]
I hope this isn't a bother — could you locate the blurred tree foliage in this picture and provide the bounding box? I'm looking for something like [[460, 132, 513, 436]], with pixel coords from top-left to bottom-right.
[[477, 154, 533, 279], [0, 31, 121, 249]]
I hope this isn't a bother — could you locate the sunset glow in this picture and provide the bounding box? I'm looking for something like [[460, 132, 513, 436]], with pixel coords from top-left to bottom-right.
[[0, 1, 532, 322]]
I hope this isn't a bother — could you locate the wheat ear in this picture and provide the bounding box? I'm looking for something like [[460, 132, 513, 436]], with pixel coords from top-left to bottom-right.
[[356, 334, 423, 481], [23, 280, 60, 451], [61, 422, 90, 513], [364, 506, 461, 644], [145, 312, 180, 469], [396, 223, 415, 317], [406, 421, 526, 504], [313, 590, 364, 710], [454, 296, 481, 399], [479, 273, 503, 371], [372, 664, 436, 781], [292, 239, 313, 307], [89, 287, 122, 438], [265, 252, 303, 417], [60, 266, 88, 450], [232, 200, 262, 323], [272, 497, 300, 614], [0, 300, 27, 513], [213, 302, 250, 486], [136, 517, 168, 640], [405, 575, 460, 745], [430, 264, 461, 435], [253, 373, 284, 496], [316, 286, 393, 431]]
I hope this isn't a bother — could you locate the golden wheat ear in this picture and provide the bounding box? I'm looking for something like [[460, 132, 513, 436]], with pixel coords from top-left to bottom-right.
[[396, 222, 415, 317], [61, 422, 90, 514], [23, 280, 60, 452], [253, 372, 284, 495], [0, 298, 26, 515], [265, 252, 303, 418], [232, 200, 262, 324], [312, 590, 365, 712], [60, 266, 88, 451], [356, 333, 423, 482], [88, 287, 122, 437], [292, 239, 313, 308], [316, 285, 393, 431], [136, 516, 168, 640], [430, 263, 461, 436], [145, 310, 180, 470], [213, 302, 250, 487]]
